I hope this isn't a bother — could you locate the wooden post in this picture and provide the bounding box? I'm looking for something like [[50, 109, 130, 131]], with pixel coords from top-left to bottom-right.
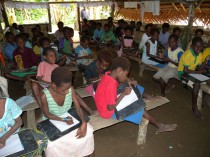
[[77, 7, 81, 32], [111, 0, 115, 18], [140, 2, 144, 25], [47, 3, 52, 32], [185, 2, 194, 50], [1, 2, 9, 27]]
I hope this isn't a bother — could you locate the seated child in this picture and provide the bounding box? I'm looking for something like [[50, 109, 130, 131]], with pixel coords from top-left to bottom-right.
[[142, 28, 165, 68], [153, 34, 184, 96], [59, 27, 75, 57], [158, 23, 170, 52], [4, 32, 17, 63], [0, 97, 47, 156], [95, 57, 177, 132], [40, 67, 94, 157], [13, 34, 39, 69], [92, 22, 103, 41], [75, 35, 92, 66], [100, 24, 117, 44], [20, 33, 32, 49], [81, 18, 90, 36], [172, 27, 182, 48], [32, 47, 93, 115], [35, 24, 45, 37], [186, 29, 204, 50], [178, 37, 210, 118], [84, 49, 113, 83], [118, 26, 138, 57], [139, 23, 152, 52], [133, 21, 143, 44], [11, 23, 20, 36], [202, 47, 210, 74]]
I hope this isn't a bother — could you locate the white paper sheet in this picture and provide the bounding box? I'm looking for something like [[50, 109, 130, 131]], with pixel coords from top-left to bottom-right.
[[50, 113, 80, 132], [116, 89, 138, 111], [189, 74, 210, 82], [0, 134, 24, 157]]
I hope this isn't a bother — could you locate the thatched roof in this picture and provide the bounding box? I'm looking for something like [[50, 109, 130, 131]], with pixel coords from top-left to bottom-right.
[[115, 1, 210, 27]]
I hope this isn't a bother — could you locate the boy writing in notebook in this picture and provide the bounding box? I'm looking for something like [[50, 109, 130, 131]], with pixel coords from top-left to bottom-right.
[[95, 57, 177, 132]]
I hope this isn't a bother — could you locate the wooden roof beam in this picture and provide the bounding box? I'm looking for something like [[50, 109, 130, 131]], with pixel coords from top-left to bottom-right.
[[171, 3, 180, 11], [180, 3, 187, 12]]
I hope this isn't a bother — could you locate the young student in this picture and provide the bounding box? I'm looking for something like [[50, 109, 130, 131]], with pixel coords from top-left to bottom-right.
[[118, 26, 138, 57], [81, 18, 90, 36], [31, 27, 40, 47], [54, 21, 64, 43], [13, 34, 39, 69], [158, 23, 170, 52], [11, 23, 20, 36], [202, 47, 210, 73], [18, 25, 25, 33], [35, 24, 44, 37], [84, 49, 113, 83], [100, 24, 117, 44], [178, 37, 210, 118], [59, 27, 74, 55], [130, 21, 136, 32], [172, 27, 182, 48], [20, 33, 32, 49], [4, 32, 17, 62], [40, 67, 94, 157], [115, 19, 124, 38], [92, 22, 103, 41], [0, 98, 47, 155], [95, 57, 177, 132], [139, 23, 153, 51], [153, 34, 184, 96], [142, 28, 165, 67], [32, 47, 93, 115], [133, 21, 143, 44], [186, 29, 204, 50], [75, 35, 92, 66]]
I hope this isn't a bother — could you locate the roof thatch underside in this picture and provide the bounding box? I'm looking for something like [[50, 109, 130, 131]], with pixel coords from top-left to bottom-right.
[[115, 1, 210, 26]]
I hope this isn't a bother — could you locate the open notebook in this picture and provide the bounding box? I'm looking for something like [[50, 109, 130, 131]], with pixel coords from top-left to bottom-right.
[[0, 134, 24, 157], [50, 112, 80, 132]]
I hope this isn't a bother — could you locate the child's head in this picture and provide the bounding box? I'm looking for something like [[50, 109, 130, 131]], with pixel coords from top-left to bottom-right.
[[151, 28, 160, 41], [145, 23, 153, 33], [124, 26, 132, 36], [19, 25, 25, 33], [195, 29, 204, 38], [173, 27, 181, 37], [31, 27, 38, 36], [136, 21, 142, 28], [168, 34, 178, 50], [104, 24, 110, 32], [192, 37, 203, 55], [107, 17, 113, 22], [122, 21, 128, 28], [80, 36, 90, 48], [39, 37, 51, 48], [130, 21, 135, 27], [63, 27, 71, 38], [96, 22, 102, 30], [117, 19, 124, 27], [162, 23, 170, 33], [5, 32, 14, 43], [12, 23, 18, 30], [43, 47, 56, 64], [108, 21, 113, 27], [20, 33, 30, 42], [110, 57, 131, 82], [15, 34, 25, 49], [57, 21, 64, 30], [35, 24, 41, 32], [51, 67, 72, 95], [83, 18, 88, 24], [97, 49, 113, 70]]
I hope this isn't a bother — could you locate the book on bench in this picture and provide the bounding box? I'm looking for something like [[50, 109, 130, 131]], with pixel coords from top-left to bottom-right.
[[37, 108, 90, 141], [182, 73, 210, 83], [115, 83, 146, 120]]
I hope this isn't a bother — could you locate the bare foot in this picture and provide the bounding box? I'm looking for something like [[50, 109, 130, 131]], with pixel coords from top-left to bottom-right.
[[192, 108, 202, 119], [158, 123, 177, 132], [165, 84, 175, 94]]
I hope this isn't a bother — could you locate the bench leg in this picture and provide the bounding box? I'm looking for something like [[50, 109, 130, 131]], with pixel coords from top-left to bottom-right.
[[139, 63, 145, 77], [197, 90, 203, 111], [137, 118, 149, 145], [27, 110, 37, 129]]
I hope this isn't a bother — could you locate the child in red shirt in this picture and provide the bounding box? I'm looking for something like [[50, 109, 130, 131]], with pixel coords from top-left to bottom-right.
[[95, 57, 177, 132]]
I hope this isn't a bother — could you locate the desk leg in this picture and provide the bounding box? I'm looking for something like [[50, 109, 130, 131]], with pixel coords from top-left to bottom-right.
[[137, 118, 149, 145], [139, 63, 145, 77], [27, 110, 37, 129]]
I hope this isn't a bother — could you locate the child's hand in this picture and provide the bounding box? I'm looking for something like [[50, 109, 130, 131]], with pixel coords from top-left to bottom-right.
[[123, 87, 132, 95], [0, 137, 6, 149], [63, 116, 74, 125], [163, 57, 170, 62], [128, 78, 137, 87], [76, 122, 87, 138]]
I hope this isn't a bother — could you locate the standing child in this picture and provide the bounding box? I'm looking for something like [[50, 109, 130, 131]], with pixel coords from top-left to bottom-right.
[[41, 67, 94, 157], [178, 37, 210, 118], [95, 57, 177, 132], [153, 34, 184, 96]]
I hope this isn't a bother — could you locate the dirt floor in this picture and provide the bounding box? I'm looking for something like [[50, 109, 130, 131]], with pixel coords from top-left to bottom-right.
[[8, 59, 210, 157]]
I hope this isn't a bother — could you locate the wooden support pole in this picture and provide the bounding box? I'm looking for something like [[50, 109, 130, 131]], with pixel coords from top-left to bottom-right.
[[140, 2, 144, 25], [77, 7, 81, 32], [47, 4, 52, 32], [1, 2, 9, 27], [111, 0, 115, 18]]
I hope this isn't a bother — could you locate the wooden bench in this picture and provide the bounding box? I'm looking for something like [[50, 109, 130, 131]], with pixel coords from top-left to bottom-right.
[[22, 88, 169, 145]]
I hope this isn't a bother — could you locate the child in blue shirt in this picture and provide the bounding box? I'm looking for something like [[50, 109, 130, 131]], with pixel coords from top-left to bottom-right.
[[75, 36, 92, 66], [4, 32, 17, 62], [92, 22, 103, 41]]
